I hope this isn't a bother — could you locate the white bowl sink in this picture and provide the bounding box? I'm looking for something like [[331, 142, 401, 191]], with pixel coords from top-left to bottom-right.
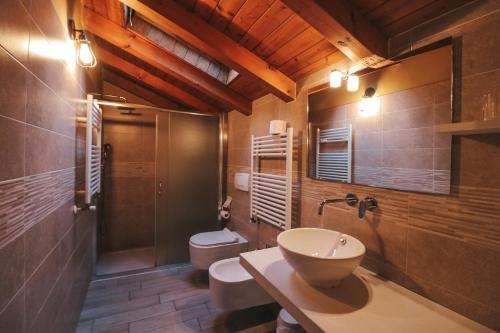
[[277, 228, 365, 288]]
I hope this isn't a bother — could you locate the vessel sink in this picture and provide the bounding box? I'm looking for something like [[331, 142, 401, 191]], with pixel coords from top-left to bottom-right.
[[277, 228, 365, 288]]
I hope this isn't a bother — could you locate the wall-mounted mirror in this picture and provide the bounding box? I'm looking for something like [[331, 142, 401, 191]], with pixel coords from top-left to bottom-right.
[[307, 42, 453, 194]]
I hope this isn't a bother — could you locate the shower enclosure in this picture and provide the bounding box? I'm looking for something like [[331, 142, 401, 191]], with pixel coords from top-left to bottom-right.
[[97, 104, 221, 275]]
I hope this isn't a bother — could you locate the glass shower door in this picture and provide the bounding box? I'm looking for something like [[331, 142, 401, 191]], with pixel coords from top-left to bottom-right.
[[155, 112, 220, 265]]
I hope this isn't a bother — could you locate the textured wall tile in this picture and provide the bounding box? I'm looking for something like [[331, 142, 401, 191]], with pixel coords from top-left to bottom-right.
[[0, 48, 27, 121], [0, 117, 25, 182], [0, 235, 24, 311]]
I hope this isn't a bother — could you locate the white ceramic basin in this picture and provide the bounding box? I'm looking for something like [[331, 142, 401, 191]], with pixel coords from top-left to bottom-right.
[[277, 228, 365, 288]]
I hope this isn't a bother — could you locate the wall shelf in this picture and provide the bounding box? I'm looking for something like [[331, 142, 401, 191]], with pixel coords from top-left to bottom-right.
[[434, 119, 500, 135]]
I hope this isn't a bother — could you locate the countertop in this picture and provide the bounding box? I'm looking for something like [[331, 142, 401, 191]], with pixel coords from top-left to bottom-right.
[[240, 247, 494, 333]]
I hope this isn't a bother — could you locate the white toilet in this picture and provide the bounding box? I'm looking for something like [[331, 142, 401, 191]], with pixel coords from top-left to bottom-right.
[[189, 228, 249, 270], [209, 257, 273, 310]]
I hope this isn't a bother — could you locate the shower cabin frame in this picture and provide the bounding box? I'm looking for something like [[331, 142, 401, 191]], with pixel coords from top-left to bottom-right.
[[93, 98, 228, 272]]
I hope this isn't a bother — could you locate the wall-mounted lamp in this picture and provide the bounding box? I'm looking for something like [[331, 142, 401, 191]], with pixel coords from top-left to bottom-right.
[[347, 75, 359, 92], [329, 70, 359, 92], [359, 87, 380, 115], [68, 19, 97, 68]]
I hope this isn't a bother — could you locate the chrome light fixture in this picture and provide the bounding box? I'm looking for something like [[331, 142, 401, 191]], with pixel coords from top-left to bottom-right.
[[68, 19, 97, 68], [329, 70, 359, 92]]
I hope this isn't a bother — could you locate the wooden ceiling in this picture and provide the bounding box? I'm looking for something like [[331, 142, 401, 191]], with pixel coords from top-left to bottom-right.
[[81, 0, 474, 114]]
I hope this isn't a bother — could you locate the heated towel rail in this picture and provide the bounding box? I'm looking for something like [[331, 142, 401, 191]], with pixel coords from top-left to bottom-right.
[[250, 128, 293, 230], [85, 94, 102, 204], [316, 125, 352, 182]]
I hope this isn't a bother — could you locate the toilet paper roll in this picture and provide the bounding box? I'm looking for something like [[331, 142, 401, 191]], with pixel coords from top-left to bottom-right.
[[220, 210, 231, 220], [269, 120, 287, 135]]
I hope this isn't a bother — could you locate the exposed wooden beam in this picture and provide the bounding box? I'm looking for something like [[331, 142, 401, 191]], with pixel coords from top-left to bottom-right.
[[103, 68, 184, 110], [83, 8, 252, 114], [97, 47, 220, 114], [280, 0, 387, 62], [105, 0, 125, 25], [120, 0, 296, 102]]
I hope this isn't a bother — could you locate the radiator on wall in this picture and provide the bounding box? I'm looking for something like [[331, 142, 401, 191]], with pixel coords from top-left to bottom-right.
[[250, 128, 293, 230], [316, 125, 352, 183], [85, 94, 102, 204]]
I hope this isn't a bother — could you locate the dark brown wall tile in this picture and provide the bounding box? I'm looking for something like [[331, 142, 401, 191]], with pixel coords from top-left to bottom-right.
[[26, 75, 75, 137], [0, 288, 25, 333], [0, 235, 25, 311], [0, 116, 25, 181], [25, 125, 74, 175], [0, 0, 30, 63], [0, 48, 27, 121], [406, 228, 500, 309]]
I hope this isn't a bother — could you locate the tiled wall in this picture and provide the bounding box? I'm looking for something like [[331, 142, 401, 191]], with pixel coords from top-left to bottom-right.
[[101, 118, 156, 252], [227, 1, 500, 330], [0, 0, 96, 332]]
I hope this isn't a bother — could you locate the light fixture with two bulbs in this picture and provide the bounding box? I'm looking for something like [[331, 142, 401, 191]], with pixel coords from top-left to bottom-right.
[[329, 69, 359, 92], [68, 19, 97, 68]]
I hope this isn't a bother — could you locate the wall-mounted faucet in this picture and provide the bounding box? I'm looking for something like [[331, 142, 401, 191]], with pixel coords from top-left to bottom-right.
[[318, 193, 358, 215], [358, 197, 377, 218]]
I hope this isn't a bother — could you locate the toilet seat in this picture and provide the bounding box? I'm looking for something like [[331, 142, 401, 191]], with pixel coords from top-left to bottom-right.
[[189, 229, 249, 270], [189, 228, 237, 247]]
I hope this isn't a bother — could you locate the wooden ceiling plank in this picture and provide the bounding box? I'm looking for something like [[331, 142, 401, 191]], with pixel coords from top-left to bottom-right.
[[84, 8, 251, 114], [225, 0, 275, 42], [253, 15, 309, 58], [121, 0, 296, 102], [90, 0, 107, 16], [382, 0, 472, 37], [105, 0, 125, 25], [175, 0, 197, 12], [290, 51, 345, 81], [103, 68, 185, 109], [280, 0, 388, 61], [209, 0, 247, 32], [239, 1, 294, 50], [194, 0, 218, 21], [98, 47, 220, 114], [278, 40, 337, 75], [265, 26, 324, 68], [368, 0, 435, 27]]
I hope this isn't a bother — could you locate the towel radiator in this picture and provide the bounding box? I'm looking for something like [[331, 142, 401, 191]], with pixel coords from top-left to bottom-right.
[[250, 128, 293, 230], [316, 125, 352, 182], [85, 94, 102, 204]]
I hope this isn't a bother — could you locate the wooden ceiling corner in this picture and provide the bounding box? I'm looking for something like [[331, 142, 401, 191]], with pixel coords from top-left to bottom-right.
[[120, 0, 297, 102], [103, 69, 185, 110], [97, 47, 221, 114], [83, 8, 252, 114], [280, 0, 388, 62]]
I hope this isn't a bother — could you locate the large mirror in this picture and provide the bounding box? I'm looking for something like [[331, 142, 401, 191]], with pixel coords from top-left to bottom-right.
[[307, 42, 453, 194]]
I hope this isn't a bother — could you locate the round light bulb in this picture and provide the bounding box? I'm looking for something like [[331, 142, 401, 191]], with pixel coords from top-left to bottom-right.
[[347, 75, 359, 92]]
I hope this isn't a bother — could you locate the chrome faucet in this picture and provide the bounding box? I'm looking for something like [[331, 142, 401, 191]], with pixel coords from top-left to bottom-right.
[[318, 193, 358, 215]]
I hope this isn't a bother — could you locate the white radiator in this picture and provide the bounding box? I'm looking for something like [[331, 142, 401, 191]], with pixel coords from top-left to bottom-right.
[[250, 128, 293, 230], [316, 125, 352, 182], [85, 94, 102, 204]]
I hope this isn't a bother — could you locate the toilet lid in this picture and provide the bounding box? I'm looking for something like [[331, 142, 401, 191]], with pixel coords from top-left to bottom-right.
[[190, 228, 238, 246]]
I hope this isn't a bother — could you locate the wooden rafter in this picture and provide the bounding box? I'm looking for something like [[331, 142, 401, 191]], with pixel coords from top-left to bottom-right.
[[103, 69, 185, 110], [97, 47, 221, 114], [83, 8, 252, 114], [105, 0, 125, 25], [280, 0, 387, 62], [120, 0, 297, 102]]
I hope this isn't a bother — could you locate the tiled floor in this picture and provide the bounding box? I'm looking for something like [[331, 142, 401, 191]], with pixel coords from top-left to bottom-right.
[[76, 264, 280, 333], [96, 247, 156, 276]]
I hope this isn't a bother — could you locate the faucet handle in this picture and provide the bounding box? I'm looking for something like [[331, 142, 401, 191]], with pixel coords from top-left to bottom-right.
[[358, 196, 377, 218], [345, 193, 358, 206]]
